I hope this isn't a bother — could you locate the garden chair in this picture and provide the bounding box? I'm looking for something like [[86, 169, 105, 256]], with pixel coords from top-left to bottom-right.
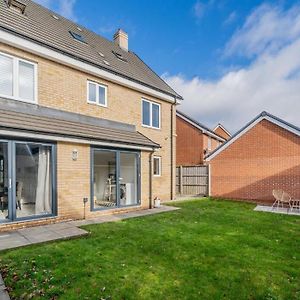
[[291, 198, 300, 212], [272, 189, 292, 212]]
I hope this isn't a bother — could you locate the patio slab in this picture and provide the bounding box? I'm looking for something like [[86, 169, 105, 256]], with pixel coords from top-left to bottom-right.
[[254, 205, 300, 216], [0, 273, 10, 300], [69, 205, 180, 226], [0, 205, 179, 252]]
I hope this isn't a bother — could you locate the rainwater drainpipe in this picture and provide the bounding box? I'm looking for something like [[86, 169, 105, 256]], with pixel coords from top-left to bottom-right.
[[149, 150, 155, 208], [170, 98, 177, 200]]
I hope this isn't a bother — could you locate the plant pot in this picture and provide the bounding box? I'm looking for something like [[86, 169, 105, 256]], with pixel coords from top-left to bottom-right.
[[154, 199, 161, 208]]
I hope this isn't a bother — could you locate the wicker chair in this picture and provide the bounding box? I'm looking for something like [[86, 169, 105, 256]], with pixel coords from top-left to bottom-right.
[[272, 189, 292, 211]]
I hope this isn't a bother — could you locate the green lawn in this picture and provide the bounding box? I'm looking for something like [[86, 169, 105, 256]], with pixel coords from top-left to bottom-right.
[[1, 199, 300, 300]]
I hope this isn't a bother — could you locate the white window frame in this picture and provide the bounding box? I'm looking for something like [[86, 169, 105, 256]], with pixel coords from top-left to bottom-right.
[[153, 156, 161, 177], [141, 98, 161, 129], [0, 51, 38, 104], [87, 80, 108, 107]]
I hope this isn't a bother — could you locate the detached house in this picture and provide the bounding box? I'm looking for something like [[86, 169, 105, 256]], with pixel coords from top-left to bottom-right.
[[0, 0, 182, 230]]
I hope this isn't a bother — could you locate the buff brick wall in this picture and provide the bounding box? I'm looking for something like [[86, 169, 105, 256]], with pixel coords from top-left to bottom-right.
[[0, 43, 176, 202], [57, 142, 151, 221], [209, 120, 300, 203]]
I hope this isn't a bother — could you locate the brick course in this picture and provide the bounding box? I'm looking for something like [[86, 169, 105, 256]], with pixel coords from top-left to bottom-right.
[[210, 120, 300, 203]]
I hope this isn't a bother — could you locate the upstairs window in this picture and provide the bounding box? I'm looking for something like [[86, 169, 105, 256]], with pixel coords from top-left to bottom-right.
[[87, 81, 107, 107], [142, 99, 160, 129], [0, 52, 36, 103]]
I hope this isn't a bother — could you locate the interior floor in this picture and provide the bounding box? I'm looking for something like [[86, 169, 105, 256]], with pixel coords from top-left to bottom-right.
[[0, 203, 36, 220]]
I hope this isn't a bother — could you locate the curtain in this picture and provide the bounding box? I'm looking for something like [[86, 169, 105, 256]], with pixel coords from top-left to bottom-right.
[[35, 147, 51, 214]]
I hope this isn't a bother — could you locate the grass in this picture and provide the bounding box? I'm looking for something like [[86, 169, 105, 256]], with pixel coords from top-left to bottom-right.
[[1, 199, 300, 300]]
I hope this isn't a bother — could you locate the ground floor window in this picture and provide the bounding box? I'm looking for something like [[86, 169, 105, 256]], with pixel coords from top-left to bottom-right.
[[0, 140, 56, 222], [91, 148, 140, 210]]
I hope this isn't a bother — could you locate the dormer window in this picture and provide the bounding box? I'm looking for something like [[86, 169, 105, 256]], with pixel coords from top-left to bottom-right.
[[7, 0, 26, 14]]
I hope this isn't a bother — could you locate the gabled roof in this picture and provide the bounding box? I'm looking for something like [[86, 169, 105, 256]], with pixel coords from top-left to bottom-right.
[[176, 110, 226, 142], [0, 0, 182, 101], [206, 111, 300, 161], [213, 123, 231, 137]]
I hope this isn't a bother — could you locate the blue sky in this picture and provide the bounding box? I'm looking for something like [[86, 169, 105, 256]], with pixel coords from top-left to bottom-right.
[[35, 0, 300, 132]]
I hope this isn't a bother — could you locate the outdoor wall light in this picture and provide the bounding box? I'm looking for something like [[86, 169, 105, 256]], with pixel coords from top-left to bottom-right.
[[72, 149, 78, 161]]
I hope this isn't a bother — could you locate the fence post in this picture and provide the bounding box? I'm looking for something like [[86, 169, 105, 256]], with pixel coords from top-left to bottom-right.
[[179, 166, 183, 195]]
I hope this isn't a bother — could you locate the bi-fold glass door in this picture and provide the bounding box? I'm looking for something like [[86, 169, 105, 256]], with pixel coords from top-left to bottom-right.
[[91, 148, 140, 210], [0, 139, 56, 223]]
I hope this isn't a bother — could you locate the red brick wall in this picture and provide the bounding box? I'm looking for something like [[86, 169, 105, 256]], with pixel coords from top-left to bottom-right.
[[176, 116, 204, 165], [214, 126, 231, 140], [210, 120, 300, 203]]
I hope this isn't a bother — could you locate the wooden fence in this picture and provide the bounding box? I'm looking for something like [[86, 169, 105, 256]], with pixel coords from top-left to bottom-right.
[[176, 165, 209, 196]]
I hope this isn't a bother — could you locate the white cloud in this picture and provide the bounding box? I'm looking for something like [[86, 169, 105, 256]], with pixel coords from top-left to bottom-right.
[[193, 0, 215, 20], [164, 4, 300, 133], [33, 0, 52, 8], [223, 11, 237, 26], [33, 0, 77, 22], [58, 0, 77, 22], [225, 4, 300, 58]]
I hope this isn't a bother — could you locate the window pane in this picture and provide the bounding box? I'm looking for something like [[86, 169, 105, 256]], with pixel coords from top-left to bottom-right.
[[142, 100, 150, 126], [15, 143, 53, 218], [120, 152, 138, 206], [0, 54, 13, 97], [98, 85, 106, 105], [88, 82, 96, 102], [93, 150, 117, 209], [152, 103, 160, 128], [153, 157, 160, 176], [19, 61, 34, 101]]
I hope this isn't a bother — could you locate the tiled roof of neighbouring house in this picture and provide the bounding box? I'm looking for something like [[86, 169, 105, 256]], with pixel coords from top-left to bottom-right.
[[0, 0, 182, 100]]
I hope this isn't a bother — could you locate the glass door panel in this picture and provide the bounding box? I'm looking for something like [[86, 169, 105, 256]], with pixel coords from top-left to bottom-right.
[[15, 143, 53, 218], [119, 152, 138, 206], [0, 142, 9, 221], [93, 150, 117, 209]]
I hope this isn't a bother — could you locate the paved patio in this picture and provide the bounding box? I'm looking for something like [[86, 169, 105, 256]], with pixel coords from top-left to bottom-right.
[[0, 205, 179, 252], [254, 205, 300, 216]]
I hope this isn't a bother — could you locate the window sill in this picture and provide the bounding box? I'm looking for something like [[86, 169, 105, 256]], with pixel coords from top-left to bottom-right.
[[0, 94, 37, 105], [87, 101, 107, 108], [141, 124, 161, 130]]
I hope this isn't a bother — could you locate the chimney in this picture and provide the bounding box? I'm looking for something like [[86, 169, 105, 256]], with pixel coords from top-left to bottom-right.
[[113, 29, 128, 52]]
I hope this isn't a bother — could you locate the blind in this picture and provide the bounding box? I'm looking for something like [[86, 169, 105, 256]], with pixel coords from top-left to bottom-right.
[[19, 60, 34, 101], [0, 54, 13, 97]]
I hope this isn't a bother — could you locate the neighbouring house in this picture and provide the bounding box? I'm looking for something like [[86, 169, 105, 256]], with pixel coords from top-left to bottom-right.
[[206, 111, 300, 203], [0, 0, 183, 231], [213, 123, 231, 140], [176, 111, 226, 166]]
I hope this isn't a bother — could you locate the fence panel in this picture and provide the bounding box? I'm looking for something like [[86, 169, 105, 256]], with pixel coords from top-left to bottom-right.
[[176, 165, 209, 196]]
